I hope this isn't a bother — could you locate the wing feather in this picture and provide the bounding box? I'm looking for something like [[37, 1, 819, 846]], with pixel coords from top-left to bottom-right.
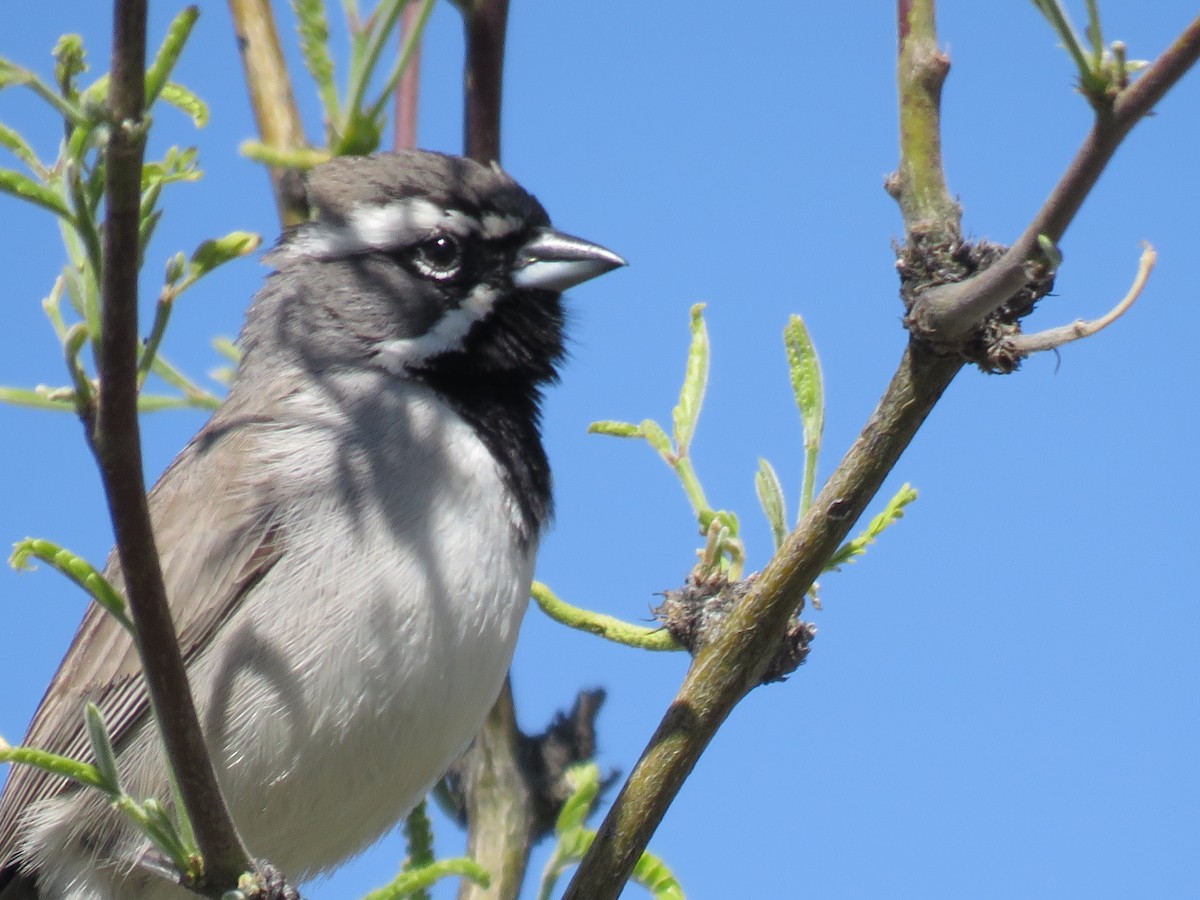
[[0, 399, 286, 857]]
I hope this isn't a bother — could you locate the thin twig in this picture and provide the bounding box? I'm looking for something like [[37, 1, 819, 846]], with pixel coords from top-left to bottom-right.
[[908, 15, 1200, 341], [392, 0, 424, 150], [97, 1, 253, 893], [1009, 243, 1156, 355]]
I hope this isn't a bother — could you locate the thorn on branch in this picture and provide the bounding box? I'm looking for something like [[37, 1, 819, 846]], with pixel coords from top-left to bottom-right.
[[1006, 242, 1155, 356], [654, 572, 817, 685]]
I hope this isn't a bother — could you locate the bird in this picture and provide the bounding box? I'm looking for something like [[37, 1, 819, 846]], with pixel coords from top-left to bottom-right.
[[0, 149, 625, 899]]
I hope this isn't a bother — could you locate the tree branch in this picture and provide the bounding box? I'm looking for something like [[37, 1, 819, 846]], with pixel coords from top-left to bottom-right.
[[393, 0, 423, 150], [226, 0, 310, 224], [563, 5, 1200, 895], [97, 1, 253, 893], [1008, 243, 1155, 355], [907, 14, 1200, 342], [461, 0, 508, 162]]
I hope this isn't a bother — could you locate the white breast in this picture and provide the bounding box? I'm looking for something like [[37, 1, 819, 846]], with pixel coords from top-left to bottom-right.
[[194, 373, 534, 875]]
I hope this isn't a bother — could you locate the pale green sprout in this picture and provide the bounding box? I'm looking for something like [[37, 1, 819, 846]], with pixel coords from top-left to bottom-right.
[[538, 763, 684, 900]]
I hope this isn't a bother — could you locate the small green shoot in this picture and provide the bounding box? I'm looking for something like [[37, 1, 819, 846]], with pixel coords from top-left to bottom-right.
[[531, 582, 681, 651], [1029, 0, 1147, 103], [824, 483, 918, 572], [538, 763, 684, 900]]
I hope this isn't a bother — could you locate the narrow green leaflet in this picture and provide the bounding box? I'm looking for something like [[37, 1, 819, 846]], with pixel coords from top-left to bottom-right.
[[587, 419, 641, 438], [755, 457, 788, 550], [158, 82, 208, 128], [185, 231, 261, 284], [0, 168, 73, 222], [10, 538, 133, 633], [212, 336, 241, 364], [361, 859, 490, 900], [538, 763, 686, 900], [784, 314, 824, 515], [135, 798, 191, 872], [556, 763, 601, 833], [0, 387, 75, 411], [0, 743, 106, 792], [367, 0, 438, 125], [292, 0, 339, 122], [1085, 0, 1104, 69], [0, 123, 45, 174], [672, 303, 709, 452], [639, 418, 674, 460], [632, 852, 686, 900], [531, 582, 680, 652], [144, 7, 199, 108], [824, 483, 918, 572], [84, 704, 122, 792], [401, 801, 435, 900]]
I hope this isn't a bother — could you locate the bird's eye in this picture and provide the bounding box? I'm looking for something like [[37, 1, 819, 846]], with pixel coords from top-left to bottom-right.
[[411, 234, 464, 280]]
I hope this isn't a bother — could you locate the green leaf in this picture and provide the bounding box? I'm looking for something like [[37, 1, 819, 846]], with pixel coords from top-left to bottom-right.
[[632, 848, 687, 900], [587, 419, 641, 438], [0, 741, 107, 791], [137, 798, 190, 869], [755, 457, 788, 550], [0, 59, 89, 127], [238, 140, 330, 171], [784, 314, 824, 514], [401, 800, 435, 899], [639, 419, 673, 460], [1084, 0, 1103, 65], [672, 303, 709, 452], [292, 0, 340, 122], [0, 123, 46, 174], [366, 0, 438, 127], [158, 82, 208, 128], [0, 168, 73, 222], [185, 231, 261, 283], [362, 859, 490, 900], [212, 336, 241, 364], [52, 34, 87, 98], [539, 763, 686, 900], [145, 6, 199, 108], [531, 582, 681, 652], [825, 483, 918, 572], [85, 704, 122, 792], [0, 386, 77, 412], [9, 538, 133, 633], [555, 763, 601, 835]]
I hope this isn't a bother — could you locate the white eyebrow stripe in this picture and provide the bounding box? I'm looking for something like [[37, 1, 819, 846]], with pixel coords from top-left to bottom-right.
[[481, 212, 524, 240], [282, 198, 479, 260], [372, 283, 503, 373]]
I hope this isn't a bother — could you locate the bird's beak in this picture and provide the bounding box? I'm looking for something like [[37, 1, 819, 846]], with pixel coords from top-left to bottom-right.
[[512, 228, 626, 292]]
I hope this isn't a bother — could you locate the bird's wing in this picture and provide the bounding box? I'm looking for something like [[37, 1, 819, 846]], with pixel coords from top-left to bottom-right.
[[0, 402, 285, 856]]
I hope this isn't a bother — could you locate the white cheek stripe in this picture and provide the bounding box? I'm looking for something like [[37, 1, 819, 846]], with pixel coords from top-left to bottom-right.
[[283, 198, 478, 260], [374, 284, 503, 373]]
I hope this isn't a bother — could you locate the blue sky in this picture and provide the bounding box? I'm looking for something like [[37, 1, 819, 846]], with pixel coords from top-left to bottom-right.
[[2, 2, 1199, 897]]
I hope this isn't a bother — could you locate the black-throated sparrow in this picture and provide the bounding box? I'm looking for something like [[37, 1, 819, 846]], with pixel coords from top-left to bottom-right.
[[0, 149, 624, 899]]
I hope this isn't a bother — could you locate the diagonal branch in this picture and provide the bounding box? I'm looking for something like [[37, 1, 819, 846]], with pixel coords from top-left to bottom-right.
[[96, 1, 253, 894], [563, 5, 1200, 897]]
